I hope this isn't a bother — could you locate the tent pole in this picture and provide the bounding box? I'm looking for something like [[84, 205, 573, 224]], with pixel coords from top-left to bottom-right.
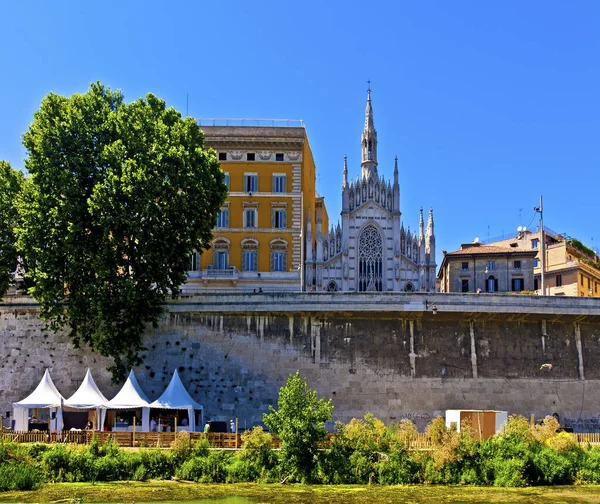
[[133, 416, 136, 447]]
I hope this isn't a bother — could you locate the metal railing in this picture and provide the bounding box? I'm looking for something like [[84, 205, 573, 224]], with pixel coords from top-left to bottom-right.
[[197, 118, 304, 128]]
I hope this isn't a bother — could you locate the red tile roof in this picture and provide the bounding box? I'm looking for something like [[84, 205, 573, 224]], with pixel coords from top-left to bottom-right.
[[446, 245, 538, 256]]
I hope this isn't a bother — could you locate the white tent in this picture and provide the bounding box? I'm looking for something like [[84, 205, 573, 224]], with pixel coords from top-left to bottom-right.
[[13, 369, 65, 432], [64, 368, 108, 431], [149, 369, 203, 432], [104, 369, 151, 431]]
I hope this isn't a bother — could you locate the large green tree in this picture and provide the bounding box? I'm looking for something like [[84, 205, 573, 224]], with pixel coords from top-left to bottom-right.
[[0, 161, 24, 296], [17, 82, 227, 379], [264, 371, 333, 482]]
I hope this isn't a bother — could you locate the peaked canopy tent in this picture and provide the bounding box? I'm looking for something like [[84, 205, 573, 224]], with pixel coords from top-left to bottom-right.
[[149, 369, 203, 431], [103, 369, 151, 431], [64, 369, 108, 431], [13, 369, 65, 432]]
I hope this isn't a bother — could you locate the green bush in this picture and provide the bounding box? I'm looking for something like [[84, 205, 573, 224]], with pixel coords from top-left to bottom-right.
[[377, 452, 421, 485], [493, 457, 527, 487], [227, 427, 279, 483], [532, 447, 575, 485], [0, 462, 43, 491], [177, 451, 232, 483], [139, 449, 175, 480]]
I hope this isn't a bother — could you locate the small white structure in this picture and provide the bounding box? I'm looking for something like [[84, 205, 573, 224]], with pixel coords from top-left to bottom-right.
[[445, 409, 508, 440], [149, 369, 203, 432], [13, 369, 65, 432], [104, 369, 151, 432], [64, 368, 108, 431]]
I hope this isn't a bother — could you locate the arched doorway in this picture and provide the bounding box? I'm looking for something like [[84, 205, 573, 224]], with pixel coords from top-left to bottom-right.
[[358, 225, 383, 292]]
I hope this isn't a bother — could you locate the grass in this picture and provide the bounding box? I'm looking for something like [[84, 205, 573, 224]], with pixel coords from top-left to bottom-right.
[[2, 482, 600, 503]]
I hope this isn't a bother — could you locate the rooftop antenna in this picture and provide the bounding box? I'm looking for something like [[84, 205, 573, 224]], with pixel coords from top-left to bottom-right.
[[519, 207, 523, 222], [487, 224, 490, 241]]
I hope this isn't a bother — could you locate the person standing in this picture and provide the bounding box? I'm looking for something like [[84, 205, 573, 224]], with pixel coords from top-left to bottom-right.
[[150, 417, 157, 432], [230, 419, 236, 433], [203, 421, 210, 433]]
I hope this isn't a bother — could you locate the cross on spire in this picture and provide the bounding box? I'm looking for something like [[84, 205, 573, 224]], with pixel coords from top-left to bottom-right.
[[367, 79, 371, 92]]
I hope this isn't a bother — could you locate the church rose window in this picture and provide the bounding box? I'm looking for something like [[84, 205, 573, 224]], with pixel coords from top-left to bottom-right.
[[358, 225, 383, 292]]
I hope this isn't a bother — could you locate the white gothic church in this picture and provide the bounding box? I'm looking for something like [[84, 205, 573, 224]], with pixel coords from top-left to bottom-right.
[[304, 90, 437, 292]]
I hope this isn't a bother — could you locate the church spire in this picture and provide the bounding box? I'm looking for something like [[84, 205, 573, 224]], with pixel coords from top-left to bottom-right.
[[342, 154, 348, 188], [419, 207, 425, 242], [361, 82, 378, 179]]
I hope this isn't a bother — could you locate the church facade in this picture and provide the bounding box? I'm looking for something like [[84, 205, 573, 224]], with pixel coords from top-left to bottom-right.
[[304, 91, 437, 292]]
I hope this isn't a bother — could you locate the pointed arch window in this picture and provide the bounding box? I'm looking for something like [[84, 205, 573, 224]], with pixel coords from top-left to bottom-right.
[[358, 225, 383, 292]]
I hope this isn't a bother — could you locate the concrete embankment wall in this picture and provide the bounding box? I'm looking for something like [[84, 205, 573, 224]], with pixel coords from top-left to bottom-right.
[[1, 293, 599, 431]]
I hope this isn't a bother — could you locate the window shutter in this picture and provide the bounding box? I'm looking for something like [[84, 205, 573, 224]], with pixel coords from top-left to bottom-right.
[[282, 175, 287, 192], [271, 210, 275, 228], [272, 175, 276, 192]]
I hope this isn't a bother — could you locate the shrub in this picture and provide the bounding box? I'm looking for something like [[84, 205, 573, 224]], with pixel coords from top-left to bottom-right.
[[578, 447, 600, 483], [532, 447, 575, 485], [227, 426, 278, 482], [177, 451, 232, 483], [494, 457, 528, 487], [191, 436, 210, 458], [139, 449, 175, 480], [41, 444, 72, 481], [0, 462, 43, 491], [377, 451, 421, 485], [171, 431, 193, 464]]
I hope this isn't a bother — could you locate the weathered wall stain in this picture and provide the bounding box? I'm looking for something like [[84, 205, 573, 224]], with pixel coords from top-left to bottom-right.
[[2, 293, 600, 432]]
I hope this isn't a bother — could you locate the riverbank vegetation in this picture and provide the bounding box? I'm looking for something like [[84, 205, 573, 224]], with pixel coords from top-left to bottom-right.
[[3, 373, 600, 493], [2, 413, 600, 491]]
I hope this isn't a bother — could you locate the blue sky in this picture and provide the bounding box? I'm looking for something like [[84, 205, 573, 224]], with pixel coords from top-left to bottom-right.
[[1, 1, 599, 264]]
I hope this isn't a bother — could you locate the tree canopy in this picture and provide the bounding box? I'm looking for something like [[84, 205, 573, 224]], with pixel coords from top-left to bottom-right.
[[0, 161, 24, 295], [16, 82, 227, 380], [263, 371, 333, 482]]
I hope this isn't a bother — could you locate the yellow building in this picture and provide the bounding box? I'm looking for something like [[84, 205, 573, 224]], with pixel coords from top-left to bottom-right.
[[185, 120, 327, 292], [488, 230, 600, 297]]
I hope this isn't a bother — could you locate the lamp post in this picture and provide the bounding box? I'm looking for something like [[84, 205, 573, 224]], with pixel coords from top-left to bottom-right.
[[534, 196, 545, 296]]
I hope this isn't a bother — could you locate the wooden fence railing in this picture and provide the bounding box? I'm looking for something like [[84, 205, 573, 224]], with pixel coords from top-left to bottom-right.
[[2, 430, 597, 450], [0, 430, 241, 448]]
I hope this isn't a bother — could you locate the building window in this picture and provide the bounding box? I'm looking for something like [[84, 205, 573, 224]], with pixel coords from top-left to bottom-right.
[[461, 262, 468, 272], [272, 174, 286, 193], [218, 152, 227, 161], [581, 275, 584, 286], [486, 275, 497, 293], [532, 239, 539, 249], [270, 239, 288, 272], [556, 274, 562, 287], [511, 278, 524, 292], [461, 279, 469, 293], [275, 153, 284, 162], [514, 260, 521, 270], [241, 239, 258, 272], [212, 238, 230, 270], [214, 251, 228, 270], [216, 208, 229, 228], [534, 278, 539, 290], [247, 153, 255, 161], [244, 174, 257, 192], [244, 208, 257, 228], [588, 277, 592, 288], [358, 225, 383, 292], [190, 252, 198, 271], [223, 173, 230, 190], [533, 259, 539, 267], [487, 261, 495, 272], [272, 208, 286, 228], [242, 251, 257, 271]]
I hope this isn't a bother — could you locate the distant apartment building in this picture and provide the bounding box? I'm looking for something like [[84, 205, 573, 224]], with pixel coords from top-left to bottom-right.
[[488, 229, 600, 297], [438, 243, 537, 293], [185, 120, 327, 292]]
